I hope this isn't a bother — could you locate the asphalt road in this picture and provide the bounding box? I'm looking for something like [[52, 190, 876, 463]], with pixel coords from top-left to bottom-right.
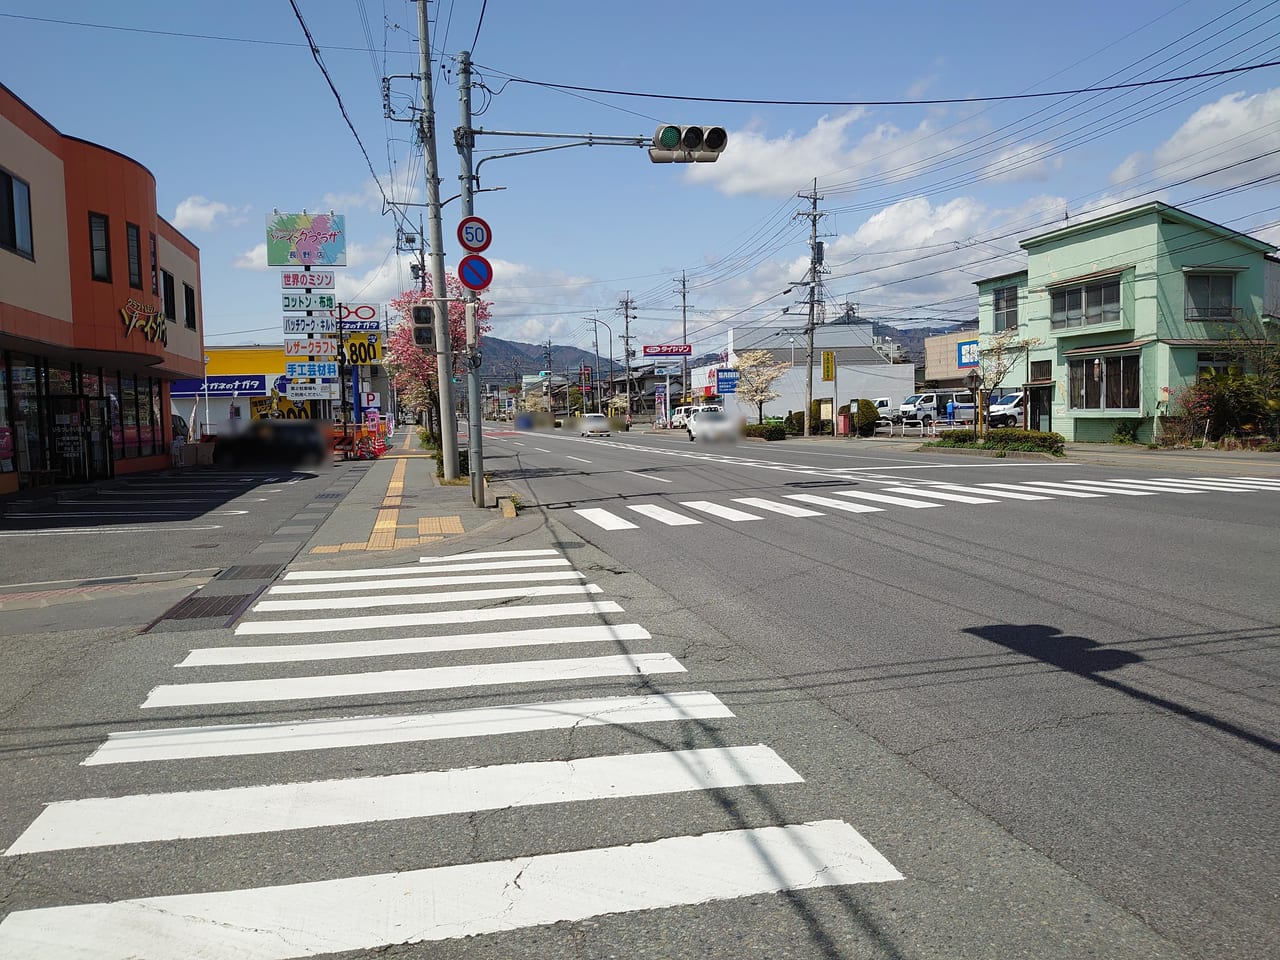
[[0, 433, 1275, 959]]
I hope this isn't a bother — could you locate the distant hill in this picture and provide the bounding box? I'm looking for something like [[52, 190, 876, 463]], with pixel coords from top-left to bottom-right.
[[479, 336, 619, 382]]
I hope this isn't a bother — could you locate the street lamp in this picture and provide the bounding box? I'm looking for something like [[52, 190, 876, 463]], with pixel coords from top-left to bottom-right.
[[586, 316, 614, 414], [201, 354, 211, 439]]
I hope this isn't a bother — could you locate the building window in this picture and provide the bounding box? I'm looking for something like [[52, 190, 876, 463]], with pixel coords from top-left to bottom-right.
[[1196, 351, 1235, 378], [1030, 360, 1051, 381], [149, 232, 158, 294], [183, 283, 197, 330], [1068, 354, 1140, 410], [89, 213, 111, 281], [161, 270, 176, 322], [126, 223, 142, 288], [0, 168, 34, 257], [1185, 273, 1237, 321], [993, 285, 1018, 332], [1051, 277, 1121, 329]]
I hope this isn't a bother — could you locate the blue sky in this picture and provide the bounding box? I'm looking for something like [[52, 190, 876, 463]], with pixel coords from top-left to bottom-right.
[[4, 1, 1279, 360]]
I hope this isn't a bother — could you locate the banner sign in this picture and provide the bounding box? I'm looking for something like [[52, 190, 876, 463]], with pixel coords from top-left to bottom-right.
[[170, 375, 267, 398], [251, 397, 314, 419], [821, 350, 835, 382], [286, 361, 339, 378], [282, 315, 381, 334], [716, 369, 740, 394], [281, 270, 335, 289], [266, 212, 346, 267], [282, 293, 336, 312], [344, 331, 383, 365], [643, 344, 692, 356], [283, 337, 339, 357]]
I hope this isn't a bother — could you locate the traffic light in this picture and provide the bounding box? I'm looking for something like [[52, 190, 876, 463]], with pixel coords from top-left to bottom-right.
[[649, 124, 728, 163], [412, 303, 434, 349]]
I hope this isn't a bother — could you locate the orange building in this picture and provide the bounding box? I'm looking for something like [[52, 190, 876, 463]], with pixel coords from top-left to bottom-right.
[[0, 82, 204, 494]]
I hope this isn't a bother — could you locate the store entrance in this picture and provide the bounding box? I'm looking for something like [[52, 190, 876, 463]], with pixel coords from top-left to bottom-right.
[[48, 396, 112, 484], [1029, 386, 1053, 433]]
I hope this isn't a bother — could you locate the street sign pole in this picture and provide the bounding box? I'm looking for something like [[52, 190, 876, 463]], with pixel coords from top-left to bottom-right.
[[458, 50, 485, 508]]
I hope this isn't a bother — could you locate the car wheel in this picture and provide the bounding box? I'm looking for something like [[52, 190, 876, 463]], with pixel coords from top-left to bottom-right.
[[688, 432, 695, 442], [922, 416, 933, 427]]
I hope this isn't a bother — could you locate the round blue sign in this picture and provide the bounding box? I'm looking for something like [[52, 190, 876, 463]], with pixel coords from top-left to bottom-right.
[[458, 254, 493, 291]]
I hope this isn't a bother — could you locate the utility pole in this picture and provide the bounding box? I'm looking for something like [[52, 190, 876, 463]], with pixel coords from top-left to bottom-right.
[[456, 49, 485, 507], [590, 314, 602, 414], [676, 271, 689, 407], [796, 179, 826, 438], [415, 0, 458, 479], [543, 340, 553, 413], [620, 293, 635, 419]]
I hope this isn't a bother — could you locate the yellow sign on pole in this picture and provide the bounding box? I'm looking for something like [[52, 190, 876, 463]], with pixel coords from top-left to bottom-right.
[[821, 350, 835, 382], [344, 331, 383, 365]]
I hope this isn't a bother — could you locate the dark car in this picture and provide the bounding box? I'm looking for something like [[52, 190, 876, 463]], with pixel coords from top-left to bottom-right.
[[213, 419, 328, 468]]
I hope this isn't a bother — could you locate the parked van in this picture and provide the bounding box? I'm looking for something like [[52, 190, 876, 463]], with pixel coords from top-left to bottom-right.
[[670, 406, 693, 428], [899, 390, 975, 425], [987, 391, 1026, 428], [848, 396, 896, 421]]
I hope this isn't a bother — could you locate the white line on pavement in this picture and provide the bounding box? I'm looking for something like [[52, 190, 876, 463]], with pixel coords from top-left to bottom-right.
[[142, 652, 686, 708], [979, 482, 1104, 498], [9, 746, 801, 854], [731, 497, 825, 517], [235, 600, 624, 636], [880, 487, 996, 504], [565, 455, 592, 463], [575, 508, 638, 530], [627, 504, 700, 526], [1020, 480, 1153, 497], [180, 622, 651, 666], [0, 820, 900, 958], [624, 470, 672, 483], [267, 570, 587, 595], [283, 558, 570, 580], [680, 501, 761, 521], [785, 494, 882, 514], [84, 691, 734, 764], [252, 583, 603, 613], [419, 549, 561, 563], [0, 525, 223, 537], [828, 490, 941, 509], [926, 483, 1050, 501]]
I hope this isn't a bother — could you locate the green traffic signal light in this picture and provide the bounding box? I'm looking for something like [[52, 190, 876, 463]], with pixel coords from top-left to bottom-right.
[[656, 125, 681, 149]]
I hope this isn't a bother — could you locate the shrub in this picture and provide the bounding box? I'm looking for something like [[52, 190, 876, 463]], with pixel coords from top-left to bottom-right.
[[852, 398, 881, 437], [936, 429, 977, 444], [1261, 441, 1280, 452], [1112, 419, 1141, 445], [986, 427, 1065, 454], [784, 411, 805, 434], [434, 446, 469, 477]]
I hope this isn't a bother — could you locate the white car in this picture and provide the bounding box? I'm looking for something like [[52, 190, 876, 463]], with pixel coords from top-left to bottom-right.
[[988, 393, 1025, 428], [579, 413, 611, 436], [686, 410, 739, 442]]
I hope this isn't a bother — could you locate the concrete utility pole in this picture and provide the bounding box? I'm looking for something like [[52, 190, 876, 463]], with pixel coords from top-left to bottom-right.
[[676, 271, 689, 407], [796, 179, 826, 438], [415, 0, 458, 479], [456, 49, 485, 507], [620, 293, 635, 417]]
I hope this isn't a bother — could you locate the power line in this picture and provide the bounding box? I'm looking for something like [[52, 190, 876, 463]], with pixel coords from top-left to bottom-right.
[[470, 0, 488, 53], [471, 59, 1280, 107]]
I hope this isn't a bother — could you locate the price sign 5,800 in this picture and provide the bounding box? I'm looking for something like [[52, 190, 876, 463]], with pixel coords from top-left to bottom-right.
[[344, 332, 382, 365]]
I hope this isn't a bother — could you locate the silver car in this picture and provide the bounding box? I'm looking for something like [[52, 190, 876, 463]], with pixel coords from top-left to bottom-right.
[[579, 413, 611, 436]]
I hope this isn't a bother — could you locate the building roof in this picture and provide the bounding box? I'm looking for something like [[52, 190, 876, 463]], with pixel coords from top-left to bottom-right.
[[973, 269, 1028, 289], [1021, 201, 1275, 254]]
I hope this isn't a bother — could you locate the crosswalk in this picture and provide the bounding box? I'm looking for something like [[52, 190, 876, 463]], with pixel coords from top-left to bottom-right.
[[0, 547, 901, 958], [571, 475, 1280, 532]]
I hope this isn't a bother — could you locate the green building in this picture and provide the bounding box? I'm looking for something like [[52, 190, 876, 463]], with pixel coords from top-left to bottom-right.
[[975, 202, 1279, 442]]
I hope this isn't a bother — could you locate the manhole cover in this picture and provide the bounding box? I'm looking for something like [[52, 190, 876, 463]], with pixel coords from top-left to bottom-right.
[[163, 594, 256, 620], [216, 564, 284, 581]]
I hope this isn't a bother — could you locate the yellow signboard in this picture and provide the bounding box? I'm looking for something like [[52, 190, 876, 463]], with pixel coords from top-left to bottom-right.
[[251, 397, 313, 419], [344, 330, 383, 365], [821, 350, 835, 382]]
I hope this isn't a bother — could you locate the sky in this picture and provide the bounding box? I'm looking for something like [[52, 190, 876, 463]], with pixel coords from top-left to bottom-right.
[[4, 1, 1280, 364]]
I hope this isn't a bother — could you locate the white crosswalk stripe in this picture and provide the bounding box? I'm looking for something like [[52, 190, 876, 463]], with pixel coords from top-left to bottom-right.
[[1020, 480, 1156, 496], [926, 483, 1051, 501], [785, 493, 883, 514], [980, 482, 1106, 498], [829, 489, 941, 509], [1055, 479, 1196, 495], [1133, 477, 1263, 492], [881, 486, 996, 504], [1, 545, 904, 957], [1090, 478, 1210, 493], [732, 496, 825, 517], [575, 507, 638, 529], [627, 503, 701, 525], [680, 500, 763, 521]]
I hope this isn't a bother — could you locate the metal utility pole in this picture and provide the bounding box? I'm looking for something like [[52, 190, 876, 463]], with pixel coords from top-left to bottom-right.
[[796, 179, 826, 438], [415, 0, 458, 479], [620, 293, 635, 418], [456, 50, 485, 507], [590, 315, 602, 414], [676, 271, 689, 407]]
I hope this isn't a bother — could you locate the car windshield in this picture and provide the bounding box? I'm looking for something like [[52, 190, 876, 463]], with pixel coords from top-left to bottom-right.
[[584, 414, 605, 421], [699, 412, 726, 422], [996, 395, 1020, 406], [904, 395, 921, 404]]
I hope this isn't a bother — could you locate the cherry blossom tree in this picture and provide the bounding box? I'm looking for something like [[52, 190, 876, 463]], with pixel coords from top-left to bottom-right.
[[383, 279, 492, 440]]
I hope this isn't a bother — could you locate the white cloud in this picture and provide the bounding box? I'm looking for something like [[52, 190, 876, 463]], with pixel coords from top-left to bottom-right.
[[1109, 151, 1145, 187], [323, 166, 425, 213], [173, 195, 234, 231], [232, 243, 268, 271], [981, 143, 1060, 183]]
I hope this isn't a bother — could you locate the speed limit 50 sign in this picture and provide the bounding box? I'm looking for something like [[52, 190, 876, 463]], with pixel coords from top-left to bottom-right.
[[457, 216, 492, 253]]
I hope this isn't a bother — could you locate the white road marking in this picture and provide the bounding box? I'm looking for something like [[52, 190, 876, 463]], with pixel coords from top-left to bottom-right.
[[624, 470, 672, 483], [785, 494, 882, 514], [234, 600, 625, 635], [927, 483, 1050, 501], [980, 482, 1105, 498], [627, 504, 701, 526], [268, 570, 587, 595], [1088, 478, 1209, 493], [1181, 476, 1280, 488], [252, 583, 603, 613], [512, 441, 526, 446], [142, 652, 686, 707], [828, 490, 941, 509], [10, 746, 800, 854], [534, 448, 551, 453], [180, 623, 652, 666], [881, 487, 996, 504], [419, 549, 561, 563], [680, 501, 762, 521], [0, 525, 223, 538], [732, 497, 824, 517], [283, 558, 571, 580], [575, 508, 639, 530], [1020, 480, 1155, 497], [1227, 475, 1280, 485], [85, 691, 734, 765], [14, 510, 249, 518], [0, 820, 900, 958], [1122, 478, 1254, 492], [566, 455, 592, 463]]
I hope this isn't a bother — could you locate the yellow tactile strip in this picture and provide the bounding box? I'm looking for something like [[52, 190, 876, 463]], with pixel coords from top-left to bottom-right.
[[310, 458, 462, 554]]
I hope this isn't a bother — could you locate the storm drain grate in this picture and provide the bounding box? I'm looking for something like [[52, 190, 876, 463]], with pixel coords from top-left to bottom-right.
[[164, 594, 257, 620], [216, 564, 284, 581], [316, 492, 344, 500]]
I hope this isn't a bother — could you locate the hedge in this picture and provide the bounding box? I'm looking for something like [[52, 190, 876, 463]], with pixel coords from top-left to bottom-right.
[[927, 427, 1065, 456], [744, 423, 786, 441]]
